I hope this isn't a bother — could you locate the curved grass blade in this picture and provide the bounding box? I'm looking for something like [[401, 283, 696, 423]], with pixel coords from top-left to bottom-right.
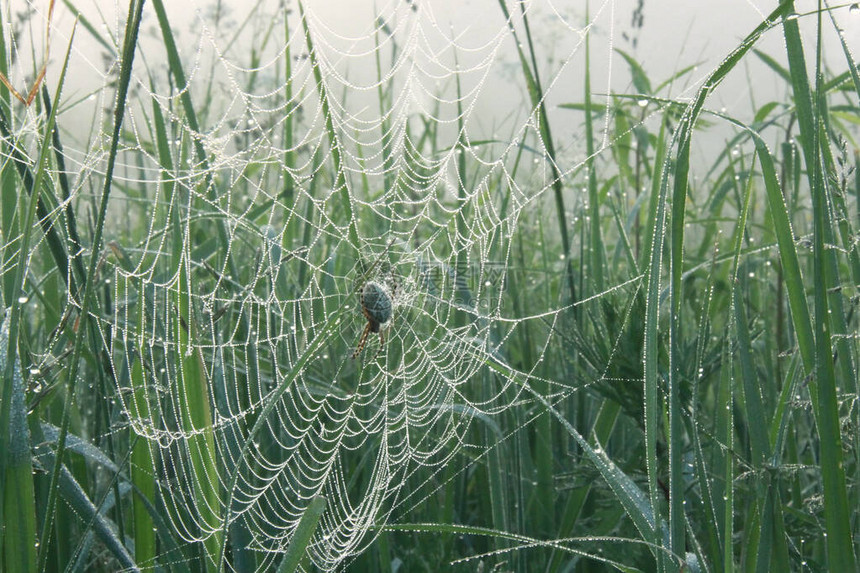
[[658, 3, 794, 565], [37, 423, 186, 569], [33, 448, 138, 572]]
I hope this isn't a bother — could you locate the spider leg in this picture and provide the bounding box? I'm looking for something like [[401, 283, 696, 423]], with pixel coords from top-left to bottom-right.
[[369, 330, 386, 362], [352, 322, 371, 359]]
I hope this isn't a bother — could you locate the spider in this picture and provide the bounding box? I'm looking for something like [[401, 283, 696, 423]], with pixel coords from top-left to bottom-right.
[[352, 279, 397, 359]]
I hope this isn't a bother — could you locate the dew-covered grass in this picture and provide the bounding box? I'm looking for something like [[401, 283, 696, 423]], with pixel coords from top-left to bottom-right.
[[0, 1, 859, 571]]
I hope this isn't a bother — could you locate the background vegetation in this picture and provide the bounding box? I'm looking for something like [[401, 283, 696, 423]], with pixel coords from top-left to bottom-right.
[[0, 0, 859, 571]]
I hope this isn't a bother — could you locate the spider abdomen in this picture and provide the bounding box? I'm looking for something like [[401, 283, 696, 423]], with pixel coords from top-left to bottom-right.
[[361, 281, 393, 330]]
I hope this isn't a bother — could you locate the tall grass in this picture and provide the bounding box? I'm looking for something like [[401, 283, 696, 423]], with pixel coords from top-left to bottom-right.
[[0, 0, 858, 571]]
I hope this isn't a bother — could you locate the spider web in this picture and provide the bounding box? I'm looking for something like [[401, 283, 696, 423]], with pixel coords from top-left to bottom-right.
[[9, 0, 651, 570]]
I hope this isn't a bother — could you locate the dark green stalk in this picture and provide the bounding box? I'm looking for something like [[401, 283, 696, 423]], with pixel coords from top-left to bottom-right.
[[150, 0, 240, 282], [36, 2, 144, 568], [0, 23, 75, 567], [496, 0, 576, 307], [584, 0, 604, 293], [782, 5, 856, 569], [283, 9, 295, 204], [0, 108, 76, 297], [299, 1, 360, 250], [42, 85, 86, 290]]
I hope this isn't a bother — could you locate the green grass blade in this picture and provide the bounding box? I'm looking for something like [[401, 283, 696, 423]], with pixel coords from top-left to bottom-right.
[[658, 6, 795, 565], [128, 357, 156, 565], [37, 421, 186, 569], [149, 0, 240, 280], [33, 447, 138, 571], [687, 252, 723, 571], [720, 343, 734, 573], [0, 107, 76, 294], [62, 0, 117, 56], [277, 496, 327, 573], [666, 10, 780, 565], [729, 164, 789, 571], [615, 48, 653, 95], [731, 165, 771, 464], [176, 255, 222, 571], [643, 149, 668, 569], [42, 85, 86, 291], [584, 2, 605, 293], [1, 313, 37, 573], [753, 49, 792, 83], [547, 398, 622, 573], [782, 7, 857, 569], [824, 2, 860, 102], [751, 141, 814, 374], [780, 6, 859, 313]]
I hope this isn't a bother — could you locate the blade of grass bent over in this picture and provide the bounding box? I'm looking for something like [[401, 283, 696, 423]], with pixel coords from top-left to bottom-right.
[[486, 358, 658, 554], [654, 4, 795, 566]]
